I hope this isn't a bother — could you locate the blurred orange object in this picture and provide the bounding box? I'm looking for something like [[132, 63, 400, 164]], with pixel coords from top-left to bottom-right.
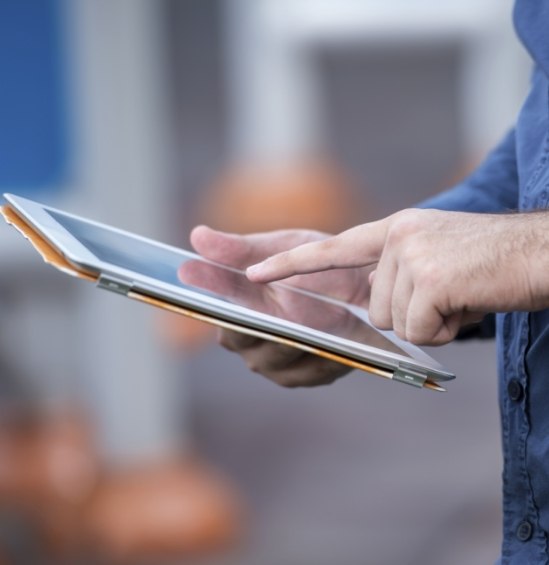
[[201, 160, 359, 234], [83, 458, 242, 561], [163, 159, 360, 351], [0, 411, 98, 510], [0, 410, 99, 555], [0, 413, 242, 561]]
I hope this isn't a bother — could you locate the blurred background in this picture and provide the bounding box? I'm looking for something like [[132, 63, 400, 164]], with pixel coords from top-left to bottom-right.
[[0, 0, 531, 563]]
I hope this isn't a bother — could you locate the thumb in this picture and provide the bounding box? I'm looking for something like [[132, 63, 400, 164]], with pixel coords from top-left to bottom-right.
[[190, 225, 327, 270], [190, 225, 252, 268]]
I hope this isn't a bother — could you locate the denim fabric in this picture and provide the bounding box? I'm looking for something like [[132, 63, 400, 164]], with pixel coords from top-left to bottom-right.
[[420, 2, 549, 562]]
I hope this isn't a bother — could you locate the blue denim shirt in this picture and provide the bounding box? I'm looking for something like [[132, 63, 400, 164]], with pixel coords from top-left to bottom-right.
[[420, 2, 549, 562]]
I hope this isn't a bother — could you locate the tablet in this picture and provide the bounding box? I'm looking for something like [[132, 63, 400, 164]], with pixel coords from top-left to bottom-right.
[[1, 193, 455, 391]]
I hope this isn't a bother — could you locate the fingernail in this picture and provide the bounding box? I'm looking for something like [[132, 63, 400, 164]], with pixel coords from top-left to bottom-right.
[[246, 262, 264, 277]]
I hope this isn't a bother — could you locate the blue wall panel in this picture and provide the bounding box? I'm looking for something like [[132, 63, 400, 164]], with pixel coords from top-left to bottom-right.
[[0, 0, 70, 196]]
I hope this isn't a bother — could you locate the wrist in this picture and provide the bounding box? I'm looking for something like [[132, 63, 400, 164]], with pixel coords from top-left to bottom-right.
[[509, 212, 549, 311]]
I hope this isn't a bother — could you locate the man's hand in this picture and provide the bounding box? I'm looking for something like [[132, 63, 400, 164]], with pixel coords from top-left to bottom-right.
[[187, 225, 372, 387], [247, 209, 549, 345]]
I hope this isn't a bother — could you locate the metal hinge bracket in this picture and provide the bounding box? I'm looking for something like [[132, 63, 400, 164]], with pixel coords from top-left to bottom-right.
[[393, 365, 428, 388], [97, 274, 132, 296]]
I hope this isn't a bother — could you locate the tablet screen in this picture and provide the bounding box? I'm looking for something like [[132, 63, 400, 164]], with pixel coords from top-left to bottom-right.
[[45, 209, 423, 361]]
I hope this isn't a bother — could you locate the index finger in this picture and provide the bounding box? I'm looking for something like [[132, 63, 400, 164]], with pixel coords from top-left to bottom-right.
[[246, 219, 389, 283]]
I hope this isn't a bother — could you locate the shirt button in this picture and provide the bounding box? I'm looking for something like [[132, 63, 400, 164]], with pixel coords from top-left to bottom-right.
[[516, 520, 533, 542], [508, 379, 524, 402]]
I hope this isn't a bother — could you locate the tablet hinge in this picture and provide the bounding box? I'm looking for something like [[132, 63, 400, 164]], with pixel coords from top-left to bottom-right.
[[393, 364, 428, 388], [97, 274, 133, 296]]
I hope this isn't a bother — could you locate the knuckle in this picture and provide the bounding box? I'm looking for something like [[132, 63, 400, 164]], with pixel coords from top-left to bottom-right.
[[392, 311, 406, 339], [387, 210, 425, 244], [394, 327, 407, 341], [369, 308, 392, 330], [275, 375, 301, 389], [415, 262, 443, 289], [245, 357, 262, 374], [400, 244, 423, 265], [218, 330, 238, 351], [368, 308, 380, 327], [406, 331, 426, 345]]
